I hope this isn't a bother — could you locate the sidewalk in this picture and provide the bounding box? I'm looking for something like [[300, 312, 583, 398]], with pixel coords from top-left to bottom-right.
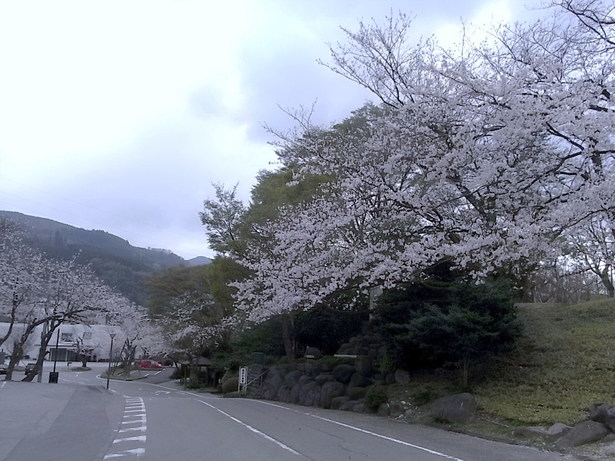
[[0, 380, 77, 460], [0, 378, 124, 461]]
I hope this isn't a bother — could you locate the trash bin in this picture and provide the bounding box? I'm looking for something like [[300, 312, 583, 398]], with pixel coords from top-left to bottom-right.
[[49, 371, 59, 383]]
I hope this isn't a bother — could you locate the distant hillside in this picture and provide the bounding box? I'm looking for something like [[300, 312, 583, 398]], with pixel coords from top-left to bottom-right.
[[0, 210, 208, 304], [186, 256, 212, 266]]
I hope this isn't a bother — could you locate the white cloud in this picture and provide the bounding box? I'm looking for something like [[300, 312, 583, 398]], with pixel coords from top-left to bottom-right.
[[0, 0, 548, 259]]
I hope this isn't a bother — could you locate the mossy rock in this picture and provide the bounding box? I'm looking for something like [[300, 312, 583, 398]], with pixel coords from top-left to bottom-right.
[[347, 386, 367, 400]]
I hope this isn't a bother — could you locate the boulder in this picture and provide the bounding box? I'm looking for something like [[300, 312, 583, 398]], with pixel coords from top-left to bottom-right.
[[340, 400, 359, 411], [512, 426, 548, 438], [355, 355, 373, 376], [284, 370, 302, 388], [394, 369, 410, 385], [320, 381, 346, 408], [589, 403, 615, 432], [378, 403, 391, 416], [302, 362, 317, 377], [290, 382, 302, 404], [388, 400, 407, 418], [276, 385, 291, 403], [346, 386, 367, 400], [315, 373, 334, 385], [263, 368, 284, 400], [353, 402, 372, 414], [349, 372, 371, 388], [298, 375, 313, 386], [300, 381, 320, 406], [555, 420, 609, 448], [429, 393, 477, 424], [332, 364, 356, 384], [331, 396, 350, 410], [546, 423, 571, 440]]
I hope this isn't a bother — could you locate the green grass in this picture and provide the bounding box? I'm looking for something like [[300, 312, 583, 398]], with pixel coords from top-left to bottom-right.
[[474, 298, 615, 425]]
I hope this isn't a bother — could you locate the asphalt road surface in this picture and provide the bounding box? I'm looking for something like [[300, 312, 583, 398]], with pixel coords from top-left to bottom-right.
[[0, 364, 576, 461]]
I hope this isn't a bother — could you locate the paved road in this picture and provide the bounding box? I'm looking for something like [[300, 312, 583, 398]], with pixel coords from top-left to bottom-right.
[[1, 363, 576, 461]]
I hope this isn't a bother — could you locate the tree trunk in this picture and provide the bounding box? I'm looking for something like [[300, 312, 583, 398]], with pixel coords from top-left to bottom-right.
[[281, 314, 297, 362], [0, 296, 18, 350], [4, 322, 39, 381], [22, 322, 58, 382], [460, 355, 470, 389], [4, 341, 23, 381], [599, 266, 614, 298]]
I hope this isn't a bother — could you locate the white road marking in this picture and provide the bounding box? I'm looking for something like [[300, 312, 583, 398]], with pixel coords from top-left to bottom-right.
[[113, 436, 147, 443], [119, 426, 147, 433], [104, 448, 145, 459], [144, 381, 463, 460], [104, 397, 147, 459], [122, 417, 147, 424], [198, 400, 302, 457], [257, 401, 465, 461]]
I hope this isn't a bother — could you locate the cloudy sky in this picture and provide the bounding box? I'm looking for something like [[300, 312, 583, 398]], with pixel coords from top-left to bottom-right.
[[0, 0, 546, 260]]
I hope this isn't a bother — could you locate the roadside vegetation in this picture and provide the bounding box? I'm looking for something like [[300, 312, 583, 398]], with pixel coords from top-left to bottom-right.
[[143, 1, 615, 435], [2, 3, 613, 445], [476, 298, 615, 425]]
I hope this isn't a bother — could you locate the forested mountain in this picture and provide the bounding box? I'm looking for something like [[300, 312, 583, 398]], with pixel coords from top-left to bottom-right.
[[0, 210, 210, 304]]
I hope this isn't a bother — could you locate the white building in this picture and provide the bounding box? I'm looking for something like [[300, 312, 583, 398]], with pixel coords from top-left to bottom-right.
[[0, 323, 124, 362]]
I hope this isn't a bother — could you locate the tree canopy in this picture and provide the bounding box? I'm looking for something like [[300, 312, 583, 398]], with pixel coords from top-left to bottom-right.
[[227, 1, 615, 323]]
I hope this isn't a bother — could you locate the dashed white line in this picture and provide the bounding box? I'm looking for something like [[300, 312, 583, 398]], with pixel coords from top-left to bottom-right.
[[256, 400, 465, 461], [198, 399, 301, 456]]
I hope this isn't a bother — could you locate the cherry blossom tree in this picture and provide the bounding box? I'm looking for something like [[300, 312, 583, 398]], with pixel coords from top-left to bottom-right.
[[1, 218, 164, 380], [0, 219, 48, 351], [20, 257, 135, 381], [234, 1, 615, 322], [103, 304, 164, 374], [160, 291, 229, 361], [562, 215, 614, 296]]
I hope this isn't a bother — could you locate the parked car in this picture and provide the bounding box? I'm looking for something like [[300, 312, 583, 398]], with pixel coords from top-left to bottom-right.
[[136, 359, 163, 369], [0, 363, 6, 375]]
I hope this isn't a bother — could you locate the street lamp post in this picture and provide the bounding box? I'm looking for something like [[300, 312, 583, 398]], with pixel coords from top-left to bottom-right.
[[106, 333, 116, 390], [49, 329, 60, 383]]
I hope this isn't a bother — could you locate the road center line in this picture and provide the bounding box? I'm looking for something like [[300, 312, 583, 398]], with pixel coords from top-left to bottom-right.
[[257, 401, 465, 461], [197, 400, 302, 457]]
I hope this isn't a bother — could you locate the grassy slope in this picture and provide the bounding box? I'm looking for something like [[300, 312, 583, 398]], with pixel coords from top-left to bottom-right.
[[474, 299, 615, 425]]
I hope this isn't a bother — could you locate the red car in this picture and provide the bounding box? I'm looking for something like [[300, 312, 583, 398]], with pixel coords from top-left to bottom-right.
[[137, 359, 163, 369]]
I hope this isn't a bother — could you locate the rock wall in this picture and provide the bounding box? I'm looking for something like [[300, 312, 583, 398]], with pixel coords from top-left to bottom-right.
[[245, 354, 412, 417]]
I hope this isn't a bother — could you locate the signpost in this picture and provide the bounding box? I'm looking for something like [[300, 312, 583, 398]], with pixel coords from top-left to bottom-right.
[[238, 366, 248, 393]]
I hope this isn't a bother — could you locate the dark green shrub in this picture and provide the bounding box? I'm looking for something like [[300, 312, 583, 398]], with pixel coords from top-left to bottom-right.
[[318, 355, 353, 369], [412, 387, 436, 405], [365, 385, 388, 408], [294, 304, 368, 355], [221, 377, 239, 394], [373, 277, 522, 385]]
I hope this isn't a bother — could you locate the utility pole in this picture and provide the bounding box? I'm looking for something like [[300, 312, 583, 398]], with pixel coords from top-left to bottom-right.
[[106, 333, 116, 390]]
